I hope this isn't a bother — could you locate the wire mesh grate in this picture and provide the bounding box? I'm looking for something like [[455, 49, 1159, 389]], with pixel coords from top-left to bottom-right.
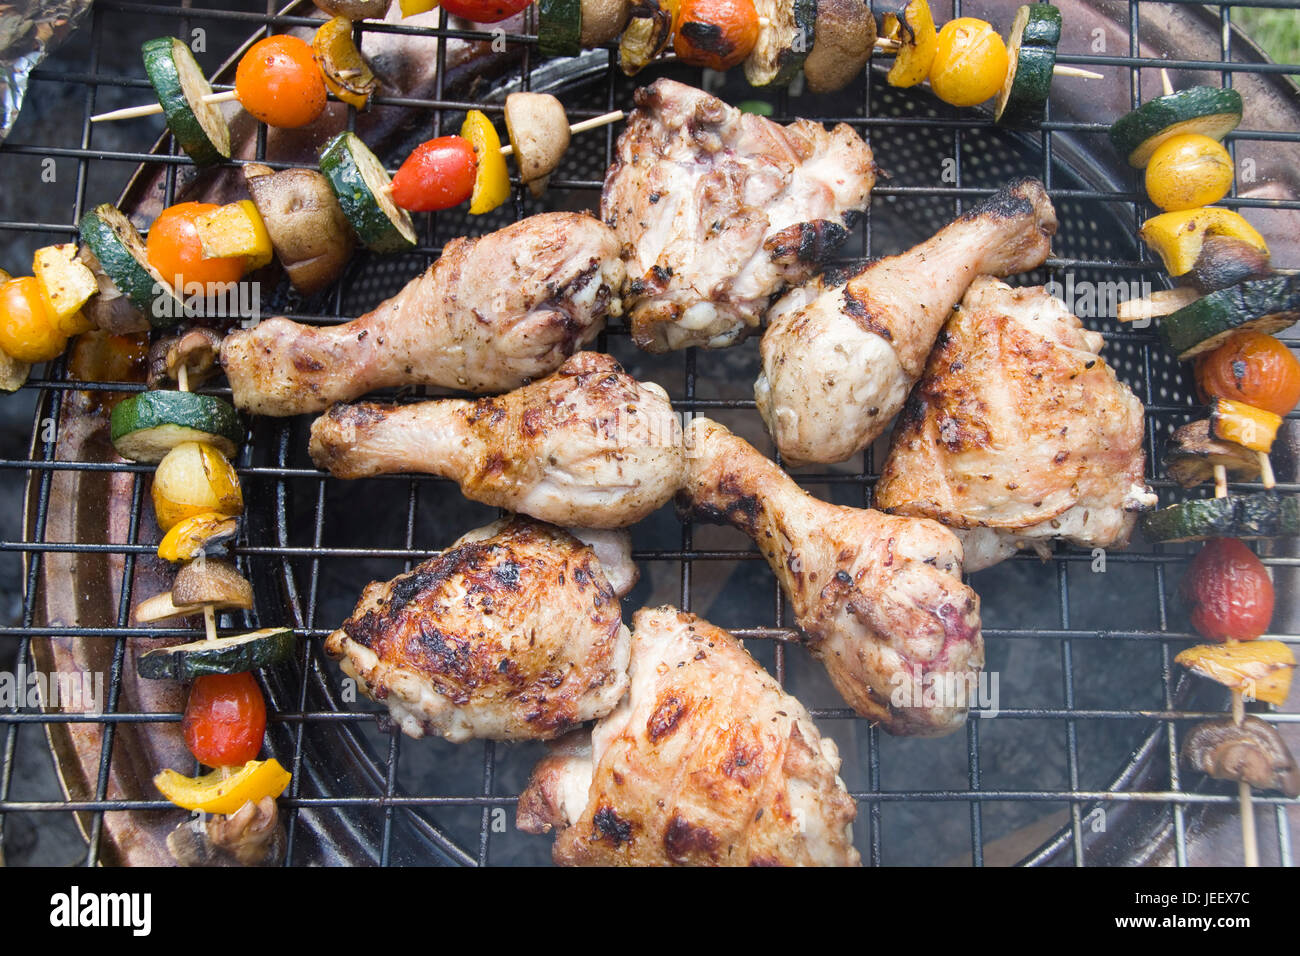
[[0, 0, 1298, 867]]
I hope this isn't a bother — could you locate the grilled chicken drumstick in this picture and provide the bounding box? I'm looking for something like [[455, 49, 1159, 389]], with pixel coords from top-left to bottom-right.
[[220, 212, 624, 416], [602, 78, 876, 353], [324, 516, 636, 742], [876, 278, 1156, 571], [678, 417, 983, 737], [756, 177, 1058, 466], [517, 605, 860, 866], [309, 352, 684, 528]]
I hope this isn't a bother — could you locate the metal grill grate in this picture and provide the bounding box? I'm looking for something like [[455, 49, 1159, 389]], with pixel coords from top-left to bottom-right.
[[1, 0, 1298, 866]]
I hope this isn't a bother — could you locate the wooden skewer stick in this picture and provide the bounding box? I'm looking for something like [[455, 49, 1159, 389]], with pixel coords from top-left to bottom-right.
[[1258, 451, 1276, 490], [91, 88, 239, 123], [203, 604, 218, 644], [499, 109, 624, 157], [1161, 67, 1175, 97], [869, 37, 1102, 78], [1211, 460, 1260, 867]]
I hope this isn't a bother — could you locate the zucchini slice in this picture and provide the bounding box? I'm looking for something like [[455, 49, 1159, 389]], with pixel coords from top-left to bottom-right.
[[319, 132, 417, 255], [137, 628, 295, 681], [1160, 275, 1300, 360], [538, 0, 583, 57], [78, 204, 185, 326], [110, 389, 243, 462], [994, 4, 1061, 128], [1108, 86, 1243, 168], [1143, 492, 1299, 543], [142, 37, 232, 167], [745, 0, 817, 88]]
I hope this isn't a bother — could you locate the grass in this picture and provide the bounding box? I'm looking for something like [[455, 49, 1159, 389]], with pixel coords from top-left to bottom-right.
[[1234, 7, 1300, 66]]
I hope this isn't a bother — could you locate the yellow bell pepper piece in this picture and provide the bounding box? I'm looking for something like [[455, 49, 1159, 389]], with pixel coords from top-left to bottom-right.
[[155, 758, 292, 815], [33, 243, 97, 331], [194, 200, 273, 272], [312, 16, 379, 111], [1209, 398, 1281, 454], [461, 109, 511, 216], [157, 510, 239, 563], [1138, 207, 1269, 277], [1176, 640, 1295, 706], [883, 0, 938, 88], [399, 0, 439, 15]]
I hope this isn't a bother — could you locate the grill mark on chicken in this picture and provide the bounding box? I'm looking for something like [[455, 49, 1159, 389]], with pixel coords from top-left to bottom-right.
[[517, 606, 860, 866], [323, 517, 634, 742]]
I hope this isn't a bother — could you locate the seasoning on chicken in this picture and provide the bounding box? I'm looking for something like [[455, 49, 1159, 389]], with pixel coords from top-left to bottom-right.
[[678, 417, 983, 737], [517, 605, 860, 866], [601, 78, 875, 353], [220, 212, 624, 416], [755, 177, 1058, 466], [875, 277, 1156, 572], [308, 352, 684, 529], [323, 516, 636, 743]]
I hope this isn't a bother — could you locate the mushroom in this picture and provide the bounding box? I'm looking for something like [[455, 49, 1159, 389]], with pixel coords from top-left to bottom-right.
[[1163, 419, 1262, 488], [244, 164, 355, 297], [1182, 715, 1300, 797], [166, 796, 286, 867], [580, 0, 632, 46], [504, 93, 571, 199], [310, 0, 390, 19], [1180, 235, 1273, 295], [172, 558, 254, 610], [802, 0, 877, 94], [146, 328, 224, 389], [77, 243, 151, 335]]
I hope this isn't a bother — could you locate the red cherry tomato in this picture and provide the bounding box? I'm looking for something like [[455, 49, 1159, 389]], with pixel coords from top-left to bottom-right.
[[182, 672, 267, 768], [235, 35, 327, 129], [1182, 537, 1274, 643], [390, 136, 478, 212], [146, 202, 246, 295], [439, 0, 533, 23]]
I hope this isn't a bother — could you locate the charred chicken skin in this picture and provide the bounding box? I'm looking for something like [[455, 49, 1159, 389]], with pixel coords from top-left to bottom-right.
[[220, 212, 624, 416], [308, 352, 685, 529], [517, 605, 860, 866], [601, 78, 875, 353], [678, 417, 983, 737], [323, 516, 636, 743], [755, 178, 1058, 466], [875, 278, 1155, 571]]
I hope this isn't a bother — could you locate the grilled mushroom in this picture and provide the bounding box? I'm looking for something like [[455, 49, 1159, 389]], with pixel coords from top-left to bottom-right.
[[1163, 418, 1262, 488], [172, 558, 254, 610], [504, 93, 571, 198], [146, 328, 224, 389], [166, 796, 286, 867], [802, 0, 876, 94], [1182, 715, 1300, 797], [1181, 235, 1273, 295], [580, 0, 632, 45], [244, 164, 354, 296], [311, 0, 389, 18]]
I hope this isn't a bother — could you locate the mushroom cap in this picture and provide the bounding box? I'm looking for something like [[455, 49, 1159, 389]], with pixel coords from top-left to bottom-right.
[[504, 93, 571, 189], [172, 558, 254, 610], [1183, 715, 1300, 797]]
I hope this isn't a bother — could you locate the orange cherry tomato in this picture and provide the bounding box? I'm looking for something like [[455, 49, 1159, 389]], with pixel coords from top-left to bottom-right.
[[391, 136, 478, 212], [1196, 330, 1300, 418], [146, 202, 246, 296], [0, 276, 67, 362], [182, 672, 267, 768], [673, 0, 760, 71], [235, 34, 328, 129], [1182, 538, 1274, 643]]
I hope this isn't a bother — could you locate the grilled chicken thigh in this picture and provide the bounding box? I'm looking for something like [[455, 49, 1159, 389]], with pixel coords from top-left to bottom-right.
[[309, 352, 684, 528], [876, 278, 1155, 571], [517, 605, 860, 866], [602, 78, 875, 352], [755, 178, 1058, 465], [678, 417, 983, 736], [323, 516, 636, 742], [220, 212, 623, 416]]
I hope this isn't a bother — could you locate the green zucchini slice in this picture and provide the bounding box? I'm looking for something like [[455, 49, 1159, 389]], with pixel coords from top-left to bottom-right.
[[319, 132, 417, 255], [1160, 275, 1300, 360], [1143, 492, 1299, 543], [142, 37, 232, 167], [1108, 86, 1243, 168], [745, 0, 817, 88], [77, 204, 186, 327], [539, 0, 583, 57], [136, 628, 295, 681], [110, 389, 243, 462], [994, 4, 1061, 129]]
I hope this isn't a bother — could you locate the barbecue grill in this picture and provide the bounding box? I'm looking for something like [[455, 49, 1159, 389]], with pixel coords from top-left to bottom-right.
[[1, 0, 1298, 867]]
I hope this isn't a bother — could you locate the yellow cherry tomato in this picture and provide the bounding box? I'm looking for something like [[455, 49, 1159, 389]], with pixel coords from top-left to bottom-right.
[[0, 277, 68, 362], [1144, 133, 1235, 212], [151, 440, 244, 531], [929, 18, 1009, 108]]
